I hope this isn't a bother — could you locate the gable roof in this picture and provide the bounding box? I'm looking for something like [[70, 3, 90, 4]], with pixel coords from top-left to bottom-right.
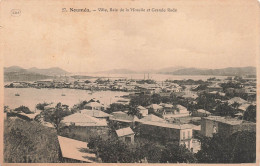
[[116, 127, 134, 137], [139, 114, 166, 123], [85, 102, 103, 107], [58, 136, 96, 163], [228, 97, 247, 105], [80, 109, 110, 118], [147, 104, 163, 110], [62, 113, 107, 127]]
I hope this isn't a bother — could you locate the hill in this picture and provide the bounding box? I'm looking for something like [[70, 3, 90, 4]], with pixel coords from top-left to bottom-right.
[[170, 66, 256, 76], [4, 66, 69, 82]]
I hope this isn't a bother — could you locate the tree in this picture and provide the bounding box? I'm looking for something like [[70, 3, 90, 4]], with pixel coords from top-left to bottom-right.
[[151, 94, 162, 104], [88, 137, 138, 163], [160, 143, 197, 163], [106, 103, 128, 114], [36, 102, 49, 111], [243, 105, 256, 122], [41, 103, 71, 132], [127, 106, 142, 118], [14, 106, 33, 114], [129, 94, 152, 107], [196, 131, 256, 163], [214, 102, 237, 117]]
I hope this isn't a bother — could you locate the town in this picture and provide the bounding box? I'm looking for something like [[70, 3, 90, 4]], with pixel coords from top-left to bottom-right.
[[4, 75, 257, 163]]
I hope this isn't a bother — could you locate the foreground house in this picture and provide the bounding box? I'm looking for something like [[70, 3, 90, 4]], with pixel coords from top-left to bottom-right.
[[201, 116, 256, 137], [61, 113, 109, 140], [62, 113, 107, 127], [136, 119, 193, 150], [58, 136, 98, 163], [115, 127, 135, 144]]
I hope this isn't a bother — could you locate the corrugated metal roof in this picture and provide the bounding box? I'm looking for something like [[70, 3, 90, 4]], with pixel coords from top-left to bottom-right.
[[62, 113, 107, 127], [58, 136, 96, 163]]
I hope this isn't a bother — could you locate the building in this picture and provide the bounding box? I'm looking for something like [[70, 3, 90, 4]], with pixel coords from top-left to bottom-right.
[[109, 111, 138, 128], [80, 109, 111, 119], [139, 114, 166, 123], [193, 109, 211, 117], [146, 104, 163, 113], [115, 127, 135, 144], [136, 119, 193, 150], [228, 97, 248, 105], [201, 116, 256, 137], [137, 106, 148, 116], [84, 102, 104, 111], [58, 136, 98, 163], [62, 113, 107, 127], [61, 113, 109, 141], [162, 104, 190, 119], [207, 84, 223, 92]]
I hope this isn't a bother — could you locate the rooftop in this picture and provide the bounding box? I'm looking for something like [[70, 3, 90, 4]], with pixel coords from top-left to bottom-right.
[[58, 136, 97, 163], [80, 109, 111, 118], [203, 116, 254, 125], [62, 113, 107, 127], [116, 127, 134, 137]]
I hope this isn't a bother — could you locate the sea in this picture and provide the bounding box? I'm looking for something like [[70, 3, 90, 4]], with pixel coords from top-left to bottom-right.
[[4, 74, 228, 111]]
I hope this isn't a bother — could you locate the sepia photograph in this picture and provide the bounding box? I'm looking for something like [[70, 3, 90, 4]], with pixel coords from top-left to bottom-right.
[[0, 0, 259, 164]]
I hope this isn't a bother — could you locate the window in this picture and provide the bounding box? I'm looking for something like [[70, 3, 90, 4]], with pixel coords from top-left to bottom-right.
[[183, 131, 186, 139], [188, 131, 190, 138]]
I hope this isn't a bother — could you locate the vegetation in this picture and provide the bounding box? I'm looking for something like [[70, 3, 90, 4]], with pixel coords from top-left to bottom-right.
[[14, 106, 33, 114], [88, 136, 196, 163], [105, 103, 128, 114], [36, 102, 49, 111], [196, 131, 256, 163], [243, 105, 256, 123], [4, 118, 60, 163], [40, 103, 71, 132]]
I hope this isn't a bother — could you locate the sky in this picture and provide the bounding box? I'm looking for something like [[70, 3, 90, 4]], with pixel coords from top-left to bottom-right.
[[1, 0, 259, 73]]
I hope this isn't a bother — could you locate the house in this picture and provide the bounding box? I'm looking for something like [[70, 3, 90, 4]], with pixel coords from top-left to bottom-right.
[[84, 102, 104, 111], [182, 93, 198, 99], [193, 109, 211, 117], [146, 104, 163, 113], [58, 136, 98, 163], [137, 106, 148, 116], [136, 120, 193, 150], [138, 114, 166, 123], [201, 116, 256, 137], [61, 113, 109, 141], [62, 113, 107, 127], [80, 109, 111, 119], [227, 97, 247, 105], [115, 127, 135, 144], [207, 84, 223, 92], [238, 103, 251, 112], [109, 111, 138, 128], [162, 104, 190, 119]]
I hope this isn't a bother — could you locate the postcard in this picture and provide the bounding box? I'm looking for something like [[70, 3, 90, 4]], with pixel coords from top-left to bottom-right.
[[0, 0, 259, 165]]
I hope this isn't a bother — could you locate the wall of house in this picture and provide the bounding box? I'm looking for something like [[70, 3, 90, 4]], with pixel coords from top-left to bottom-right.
[[59, 126, 109, 142], [138, 123, 181, 143], [201, 118, 218, 137]]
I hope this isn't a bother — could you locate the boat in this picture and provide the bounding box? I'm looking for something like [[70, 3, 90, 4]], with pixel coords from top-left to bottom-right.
[[61, 94, 66, 96], [15, 93, 20, 96]]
